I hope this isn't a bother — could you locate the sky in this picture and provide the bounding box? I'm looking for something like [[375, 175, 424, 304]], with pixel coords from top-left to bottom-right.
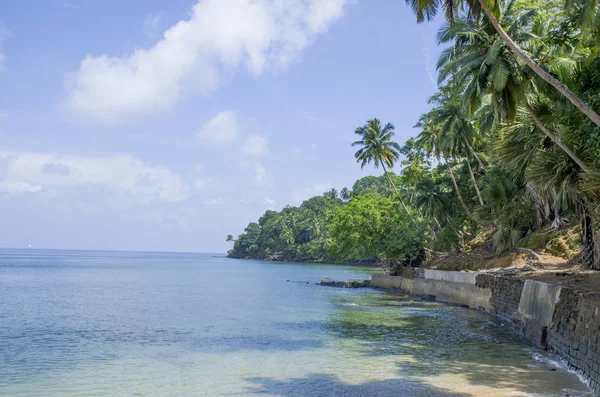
[[0, 0, 444, 253]]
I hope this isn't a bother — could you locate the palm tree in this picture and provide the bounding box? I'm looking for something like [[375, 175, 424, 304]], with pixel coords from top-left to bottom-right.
[[323, 188, 338, 200], [405, 0, 600, 128], [427, 86, 486, 205], [416, 114, 471, 215], [340, 187, 351, 201], [352, 118, 413, 217], [496, 108, 599, 269], [566, 0, 600, 45], [437, 11, 591, 173], [226, 234, 234, 250], [413, 178, 451, 226]]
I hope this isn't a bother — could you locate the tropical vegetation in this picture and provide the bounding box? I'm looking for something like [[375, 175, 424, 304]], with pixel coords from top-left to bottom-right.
[[229, 0, 600, 271]]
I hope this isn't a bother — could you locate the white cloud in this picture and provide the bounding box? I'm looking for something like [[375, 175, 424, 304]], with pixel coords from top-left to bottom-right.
[[144, 14, 161, 38], [0, 152, 189, 203], [239, 159, 270, 187], [263, 197, 276, 209], [61, 3, 81, 10], [65, 0, 352, 122], [421, 32, 437, 88], [253, 162, 267, 185], [0, 181, 43, 195], [290, 182, 331, 204], [0, 26, 9, 71], [242, 135, 269, 156], [204, 198, 222, 204], [198, 110, 238, 143]]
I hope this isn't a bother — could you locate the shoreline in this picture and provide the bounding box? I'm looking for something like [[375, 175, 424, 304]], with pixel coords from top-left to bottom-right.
[[369, 268, 600, 395], [226, 254, 382, 267]]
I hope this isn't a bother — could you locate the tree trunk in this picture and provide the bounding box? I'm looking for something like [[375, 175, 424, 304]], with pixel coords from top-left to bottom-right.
[[462, 135, 485, 170], [525, 105, 591, 173], [381, 163, 414, 220], [445, 211, 464, 245], [465, 157, 484, 206], [478, 0, 600, 129], [443, 153, 471, 215], [580, 203, 597, 270]]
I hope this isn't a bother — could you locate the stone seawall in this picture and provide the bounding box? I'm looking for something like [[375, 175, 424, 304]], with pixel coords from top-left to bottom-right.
[[371, 270, 600, 395]]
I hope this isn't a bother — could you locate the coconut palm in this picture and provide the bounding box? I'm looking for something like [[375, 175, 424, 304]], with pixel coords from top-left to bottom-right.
[[496, 107, 599, 268], [323, 188, 338, 200], [566, 0, 600, 45], [340, 187, 351, 201], [413, 178, 451, 226], [427, 86, 486, 205], [352, 119, 412, 217], [437, 11, 591, 173], [416, 114, 471, 215], [226, 234, 234, 250], [405, 0, 600, 128]]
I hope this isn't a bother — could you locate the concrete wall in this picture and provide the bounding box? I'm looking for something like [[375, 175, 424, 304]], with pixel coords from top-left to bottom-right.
[[371, 270, 600, 395], [371, 274, 404, 289], [547, 288, 600, 394], [516, 280, 562, 327], [423, 269, 477, 285], [370, 273, 491, 310], [412, 278, 492, 310]]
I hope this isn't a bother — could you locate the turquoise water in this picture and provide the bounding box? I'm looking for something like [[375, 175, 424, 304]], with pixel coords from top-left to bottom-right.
[[0, 249, 591, 396]]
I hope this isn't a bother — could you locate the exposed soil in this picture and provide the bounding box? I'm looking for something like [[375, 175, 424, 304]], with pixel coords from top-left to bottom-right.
[[429, 250, 600, 292], [423, 224, 600, 292]]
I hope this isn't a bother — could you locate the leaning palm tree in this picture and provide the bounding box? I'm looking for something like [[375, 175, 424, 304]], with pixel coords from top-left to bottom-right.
[[496, 108, 599, 269], [352, 119, 412, 217], [437, 11, 591, 173], [414, 178, 451, 227], [416, 114, 472, 215], [405, 0, 600, 128], [427, 85, 486, 205], [566, 0, 600, 46]]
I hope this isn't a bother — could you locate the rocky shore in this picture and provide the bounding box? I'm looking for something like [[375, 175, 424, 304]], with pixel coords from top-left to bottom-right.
[[318, 278, 371, 288]]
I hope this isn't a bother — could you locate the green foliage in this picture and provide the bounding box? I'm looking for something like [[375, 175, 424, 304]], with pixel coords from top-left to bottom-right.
[[230, 0, 600, 269], [352, 119, 401, 171], [431, 226, 461, 252], [229, 191, 342, 262], [327, 194, 427, 264], [229, 182, 427, 265]]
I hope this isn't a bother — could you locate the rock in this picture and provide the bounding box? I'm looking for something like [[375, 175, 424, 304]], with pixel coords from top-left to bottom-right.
[[318, 279, 371, 288]]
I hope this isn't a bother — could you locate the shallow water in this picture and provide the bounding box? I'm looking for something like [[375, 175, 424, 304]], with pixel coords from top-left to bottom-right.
[[0, 249, 591, 396]]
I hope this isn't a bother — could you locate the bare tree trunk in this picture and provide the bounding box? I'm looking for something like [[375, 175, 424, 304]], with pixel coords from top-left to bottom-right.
[[462, 135, 485, 170], [465, 157, 484, 206], [478, 0, 600, 128], [443, 153, 471, 215], [580, 203, 597, 270], [525, 105, 591, 173], [381, 163, 414, 220], [444, 211, 463, 245]]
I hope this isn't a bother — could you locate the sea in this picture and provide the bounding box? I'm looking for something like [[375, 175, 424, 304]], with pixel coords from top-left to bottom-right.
[[0, 249, 591, 396]]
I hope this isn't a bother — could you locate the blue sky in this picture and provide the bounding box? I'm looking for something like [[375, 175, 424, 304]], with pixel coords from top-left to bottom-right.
[[0, 0, 443, 253]]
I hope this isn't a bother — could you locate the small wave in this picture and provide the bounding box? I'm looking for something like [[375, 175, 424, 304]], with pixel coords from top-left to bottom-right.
[[340, 303, 359, 307], [531, 352, 593, 394]]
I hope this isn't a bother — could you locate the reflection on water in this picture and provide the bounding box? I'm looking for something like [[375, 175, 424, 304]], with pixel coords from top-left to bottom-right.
[[0, 250, 591, 396]]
